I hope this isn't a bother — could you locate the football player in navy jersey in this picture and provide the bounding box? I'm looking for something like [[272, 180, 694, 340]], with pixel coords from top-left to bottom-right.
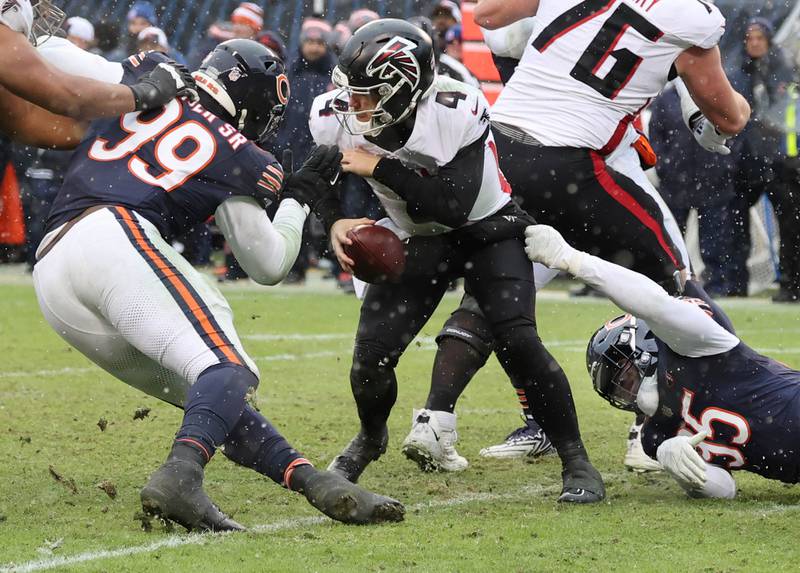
[[33, 39, 404, 532], [0, 0, 196, 149], [525, 223, 800, 499]]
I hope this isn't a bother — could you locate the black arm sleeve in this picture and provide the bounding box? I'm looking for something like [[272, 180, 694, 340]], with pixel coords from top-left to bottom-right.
[[312, 185, 344, 234], [371, 128, 488, 229]]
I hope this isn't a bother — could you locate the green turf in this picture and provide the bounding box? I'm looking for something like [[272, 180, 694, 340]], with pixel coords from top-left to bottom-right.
[[1, 280, 800, 572]]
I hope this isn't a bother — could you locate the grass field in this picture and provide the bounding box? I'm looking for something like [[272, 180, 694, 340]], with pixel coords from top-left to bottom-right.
[[1, 270, 800, 572]]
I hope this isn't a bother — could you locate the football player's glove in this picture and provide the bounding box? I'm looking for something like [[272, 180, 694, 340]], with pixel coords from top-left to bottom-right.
[[675, 78, 731, 155], [656, 431, 708, 489], [282, 145, 343, 210], [130, 62, 198, 112], [524, 224, 584, 275]]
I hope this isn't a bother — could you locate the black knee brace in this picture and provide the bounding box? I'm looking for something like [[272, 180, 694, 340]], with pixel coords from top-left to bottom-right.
[[436, 306, 495, 360]]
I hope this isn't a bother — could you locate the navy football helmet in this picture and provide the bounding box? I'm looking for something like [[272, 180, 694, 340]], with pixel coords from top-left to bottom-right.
[[195, 39, 289, 144], [586, 314, 658, 411]]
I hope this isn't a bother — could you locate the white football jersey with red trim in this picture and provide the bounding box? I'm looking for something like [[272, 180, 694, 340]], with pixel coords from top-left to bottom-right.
[[309, 76, 510, 236], [492, 0, 725, 151], [0, 0, 33, 38]]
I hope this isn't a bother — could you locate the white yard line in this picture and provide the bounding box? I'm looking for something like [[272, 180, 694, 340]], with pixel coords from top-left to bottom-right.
[[0, 483, 567, 573]]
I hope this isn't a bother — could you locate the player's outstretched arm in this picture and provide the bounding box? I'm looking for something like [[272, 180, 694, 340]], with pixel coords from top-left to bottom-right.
[[474, 0, 539, 30], [675, 46, 750, 136], [0, 84, 86, 149], [0, 25, 193, 120], [524, 225, 739, 357]]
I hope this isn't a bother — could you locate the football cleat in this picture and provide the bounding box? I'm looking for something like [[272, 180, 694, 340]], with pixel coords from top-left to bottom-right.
[[401, 408, 468, 472], [625, 423, 663, 473], [140, 459, 245, 532], [327, 426, 389, 483], [301, 469, 405, 524], [558, 459, 606, 504], [479, 418, 556, 459]]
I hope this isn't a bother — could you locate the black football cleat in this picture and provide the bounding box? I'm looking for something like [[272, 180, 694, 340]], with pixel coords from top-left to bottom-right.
[[301, 469, 405, 524], [140, 459, 245, 532], [327, 426, 388, 483], [558, 459, 606, 504]]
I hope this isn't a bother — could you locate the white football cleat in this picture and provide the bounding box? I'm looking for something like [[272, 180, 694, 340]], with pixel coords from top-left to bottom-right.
[[625, 423, 662, 473], [479, 420, 556, 459], [401, 408, 468, 472]]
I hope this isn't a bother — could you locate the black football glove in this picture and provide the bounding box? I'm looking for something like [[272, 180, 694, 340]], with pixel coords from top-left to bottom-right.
[[281, 145, 343, 209], [129, 62, 199, 112]]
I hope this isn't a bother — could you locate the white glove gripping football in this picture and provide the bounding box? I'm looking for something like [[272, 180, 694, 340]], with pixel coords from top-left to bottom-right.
[[524, 225, 585, 276], [674, 79, 731, 155], [656, 431, 708, 489]]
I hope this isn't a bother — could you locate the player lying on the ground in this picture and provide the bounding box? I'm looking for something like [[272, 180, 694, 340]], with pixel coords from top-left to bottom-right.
[[32, 39, 404, 532], [310, 18, 605, 503], [0, 0, 195, 148], [524, 224, 800, 498], [401, 0, 751, 475]]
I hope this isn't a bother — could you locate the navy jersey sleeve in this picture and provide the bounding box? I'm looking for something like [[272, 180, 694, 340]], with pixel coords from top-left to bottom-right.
[[680, 281, 736, 335], [641, 413, 682, 459], [120, 51, 175, 85]]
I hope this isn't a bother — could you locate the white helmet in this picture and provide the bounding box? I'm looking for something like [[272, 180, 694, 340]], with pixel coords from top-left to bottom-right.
[[0, 0, 64, 44]]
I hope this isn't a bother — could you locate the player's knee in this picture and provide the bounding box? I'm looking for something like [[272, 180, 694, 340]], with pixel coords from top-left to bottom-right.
[[195, 362, 259, 399], [436, 309, 495, 361]]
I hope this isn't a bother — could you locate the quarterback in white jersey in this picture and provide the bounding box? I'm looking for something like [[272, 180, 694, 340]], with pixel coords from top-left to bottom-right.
[[310, 74, 509, 238], [314, 19, 606, 505]]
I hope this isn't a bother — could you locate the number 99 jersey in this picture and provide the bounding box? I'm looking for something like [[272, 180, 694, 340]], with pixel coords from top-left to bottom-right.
[[491, 0, 725, 152], [46, 51, 285, 241]]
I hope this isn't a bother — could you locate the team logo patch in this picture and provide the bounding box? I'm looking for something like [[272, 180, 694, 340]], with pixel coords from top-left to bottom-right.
[[1, 0, 19, 14], [228, 68, 242, 82], [366, 36, 421, 90]]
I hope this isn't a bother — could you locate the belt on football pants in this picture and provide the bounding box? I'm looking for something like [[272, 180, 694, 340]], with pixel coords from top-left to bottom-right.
[[36, 204, 113, 262], [491, 122, 544, 147]]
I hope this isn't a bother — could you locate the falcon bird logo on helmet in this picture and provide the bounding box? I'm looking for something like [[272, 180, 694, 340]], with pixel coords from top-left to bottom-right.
[[331, 18, 436, 136], [367, 36, 422, 90]]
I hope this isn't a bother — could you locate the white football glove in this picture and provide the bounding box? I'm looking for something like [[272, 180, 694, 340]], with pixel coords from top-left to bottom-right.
[[656, 431, 708, 489], [524, 225, 584, 275], [675, 78, 731, 155]]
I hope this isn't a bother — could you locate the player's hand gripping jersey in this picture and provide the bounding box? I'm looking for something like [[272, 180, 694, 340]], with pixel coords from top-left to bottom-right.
[[310, 76, 510, 236], [492, 0, 726, 151], [46, 52, 286, 241]]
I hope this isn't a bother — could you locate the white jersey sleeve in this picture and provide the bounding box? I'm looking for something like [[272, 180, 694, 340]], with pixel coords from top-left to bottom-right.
[[309, 90, 346, 147], [215, 196, 307, 286], [0, 0, 33, 38], [667, 0, 726, 50], [573, 251, 740, 358], [36, 37, 124, 84]]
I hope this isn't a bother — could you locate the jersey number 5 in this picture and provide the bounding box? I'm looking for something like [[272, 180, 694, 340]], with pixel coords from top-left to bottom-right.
[[89, 100, 217, 192], [532, 0, 663, 99], [680, 389, 750, 469]]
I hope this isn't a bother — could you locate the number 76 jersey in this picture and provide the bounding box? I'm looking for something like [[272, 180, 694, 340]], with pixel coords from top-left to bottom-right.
[[492, 0, 725, 152], [46, 52, 284, 241]]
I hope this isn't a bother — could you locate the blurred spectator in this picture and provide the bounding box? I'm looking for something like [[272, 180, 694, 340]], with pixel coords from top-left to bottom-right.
[[727, 17, 795, 295], [441, 24, 479, 88], [187, 2, 264, 70], [93, 20, 127, 61], [230, 2, 264, 39], [256, 30, 286, 63], [273, 17, 336, 284], [65, 17, 94, 51], [331, 21, 351, 55], [126, 1, 158, 53], [649, 86, 739, 297], [137, 25, 186, 65], [348, 9, 379, 32], [429, 0, 461, 49], [410, 16, 479, 88]]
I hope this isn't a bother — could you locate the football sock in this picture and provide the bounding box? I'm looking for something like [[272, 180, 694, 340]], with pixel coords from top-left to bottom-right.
[[222, 405, 310, 486], [494, 325, 587, 464], [174, 363, 257, 462], [425, 337, 488, 412]]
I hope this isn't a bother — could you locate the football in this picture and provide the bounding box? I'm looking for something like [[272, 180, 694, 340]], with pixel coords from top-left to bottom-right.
[[344, 225, 406, 283]]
